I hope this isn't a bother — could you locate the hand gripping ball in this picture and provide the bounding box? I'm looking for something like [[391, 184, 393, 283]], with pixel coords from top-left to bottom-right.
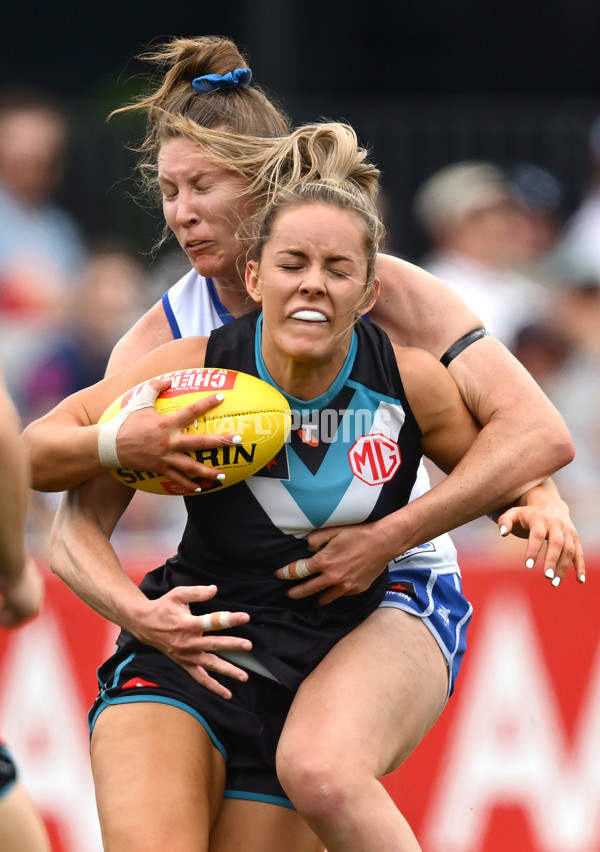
[[98, 367, 291, 495]]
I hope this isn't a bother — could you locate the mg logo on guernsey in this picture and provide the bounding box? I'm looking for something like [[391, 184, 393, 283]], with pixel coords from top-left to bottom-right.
[[348, 432, 401, 485]]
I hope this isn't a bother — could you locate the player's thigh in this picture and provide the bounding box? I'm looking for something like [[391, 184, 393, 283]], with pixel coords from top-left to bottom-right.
[[209, 798, 324, 852], [91, 702, 226, 852], [0, 784, 51, 852], [280, 608, 448, 777]]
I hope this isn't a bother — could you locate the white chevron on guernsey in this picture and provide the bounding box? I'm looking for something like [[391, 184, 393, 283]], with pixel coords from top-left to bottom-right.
[[245, 401, 406, 537]]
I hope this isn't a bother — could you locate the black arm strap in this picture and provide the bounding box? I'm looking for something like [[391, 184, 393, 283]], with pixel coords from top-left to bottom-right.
[[440, 328, 490, 368]]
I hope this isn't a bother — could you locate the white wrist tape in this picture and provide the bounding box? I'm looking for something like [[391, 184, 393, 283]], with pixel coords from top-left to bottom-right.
[[97, 383, 161, 469]]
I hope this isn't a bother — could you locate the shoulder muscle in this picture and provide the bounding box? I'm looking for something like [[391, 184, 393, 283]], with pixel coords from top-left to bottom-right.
[[371, 253, 483, 356], [394, 343, 480, 472]]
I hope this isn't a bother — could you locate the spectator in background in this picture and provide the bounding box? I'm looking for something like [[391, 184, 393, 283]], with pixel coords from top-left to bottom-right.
[[507, 162, 565, 283], [554, 274, 600, 357], [506, 145, 600, 549], [413, 161, 550, 349], [0, 90, 87, 405], [513, 315, 600, 549], [19, 246, 173, 546], [0, 371, 51, 852], [555, 114, 600, 284], [20, 246, 148, 422]]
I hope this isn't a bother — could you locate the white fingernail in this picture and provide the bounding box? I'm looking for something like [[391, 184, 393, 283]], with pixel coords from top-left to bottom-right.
[[232, 435, 242, 444], [544, 568, 554, 579], [552, 576, 561, 587], [526, 558, 535, 569], [216, 473, 226, 480], [216, 393, 224, 402], [581, 574, 586, 583], [195, 487, 202, 493], [500, 525, 508, 536]]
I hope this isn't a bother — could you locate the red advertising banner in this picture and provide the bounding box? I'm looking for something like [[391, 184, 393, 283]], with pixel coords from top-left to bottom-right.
[[384, 558, 596, 852], [0, 556, 596, 852]]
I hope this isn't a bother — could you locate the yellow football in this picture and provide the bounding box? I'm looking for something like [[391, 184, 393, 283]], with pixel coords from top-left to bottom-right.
[[98, 367, 291, 495]]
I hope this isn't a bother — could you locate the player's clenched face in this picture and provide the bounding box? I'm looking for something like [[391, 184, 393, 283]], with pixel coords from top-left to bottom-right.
[[246, 202, 378, 390], [159, 136, 250, 286]]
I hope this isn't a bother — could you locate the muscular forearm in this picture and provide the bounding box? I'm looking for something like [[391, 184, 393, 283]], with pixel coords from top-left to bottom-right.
[[22, 301, 173, 492], [489, 478, 562, 522], [50, 479, 254, 695], [49, 485, 146, 633], [372, 425, 573, 562], [22, 416, 103, 492], [23, 333, 208, 493], [373, 258, 573, 490], [373, 461, 525, 562], [448, 336, 574, 496], [293, 453, 535, 605]]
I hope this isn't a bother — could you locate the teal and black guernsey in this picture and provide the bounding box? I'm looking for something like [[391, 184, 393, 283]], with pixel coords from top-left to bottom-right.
[[130, 311, 424, 691]]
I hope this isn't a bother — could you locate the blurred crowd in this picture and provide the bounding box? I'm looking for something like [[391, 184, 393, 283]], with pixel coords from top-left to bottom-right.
[[412, 149, 600, 553], [0, 91, 186, 551], [1, 91, 599, 556]]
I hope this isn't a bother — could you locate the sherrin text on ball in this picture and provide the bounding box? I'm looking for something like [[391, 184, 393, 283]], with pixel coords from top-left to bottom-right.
[[98, 367, 291, 495]]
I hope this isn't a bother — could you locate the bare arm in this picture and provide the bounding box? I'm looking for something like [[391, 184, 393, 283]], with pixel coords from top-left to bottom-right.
[[0, 384, 30, 581], [50, 474, 254, 699], [374, 254, 574, 477], [23, 299, 244, 492], [0, 377, 43, 626], [401, 406, 582, 583], [279, 346, 581, 603], [22, 336, 235, 492], [446, 334, 573, 497], [22, 300, 176, 490], [278, 257, 577, 602], [371, 254, 484, 355], [278, 348, 487, 601], [374, 254, 580, 573], [371, 254, 574, 489], [21, 298, 171, 486]]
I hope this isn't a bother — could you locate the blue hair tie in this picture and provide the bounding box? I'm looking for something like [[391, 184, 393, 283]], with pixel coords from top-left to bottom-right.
[[192, 67, 253, 93]]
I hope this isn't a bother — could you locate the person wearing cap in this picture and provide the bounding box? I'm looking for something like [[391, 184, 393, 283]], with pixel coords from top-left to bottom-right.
[[414, 160, 550, 349]]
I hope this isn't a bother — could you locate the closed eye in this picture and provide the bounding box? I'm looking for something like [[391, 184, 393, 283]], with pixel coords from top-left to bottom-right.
[[159, 181, 178, 200]]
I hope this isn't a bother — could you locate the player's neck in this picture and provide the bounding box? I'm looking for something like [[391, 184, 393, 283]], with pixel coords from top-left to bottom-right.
[[211, 275, 255, 319]]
